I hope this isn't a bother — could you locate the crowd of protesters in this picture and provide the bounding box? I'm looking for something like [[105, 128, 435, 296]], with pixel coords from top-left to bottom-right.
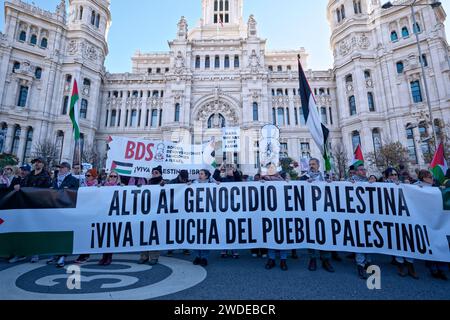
[[1, 157, 449, 281]]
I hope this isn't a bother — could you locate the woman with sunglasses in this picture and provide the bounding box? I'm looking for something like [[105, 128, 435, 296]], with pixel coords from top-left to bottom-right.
[[384, 167, 419, 279], [97, 170, 122, 266], [74, 169, 100, 264]]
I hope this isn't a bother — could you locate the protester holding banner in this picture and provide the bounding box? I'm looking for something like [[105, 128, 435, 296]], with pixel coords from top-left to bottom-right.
[[139, 166, 164, 265], [383, 168, 419, 279], [348, 164, 373, 279], [74, 169, 100, 264], [96, 170, 123, 266], [263, 163, 289, 271], [214, 163, 242, 259], [192, 169, 215, 267], [18, 158, 52, 190], [46, 162, 80, 268], [9, 158, 51, 264], [299, 158, 335, 273], [414, 170, 448, 280], [167, 170, 191, 257]]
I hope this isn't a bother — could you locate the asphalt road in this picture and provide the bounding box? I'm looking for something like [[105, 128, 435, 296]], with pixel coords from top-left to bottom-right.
[[0, 250, 449, 300]]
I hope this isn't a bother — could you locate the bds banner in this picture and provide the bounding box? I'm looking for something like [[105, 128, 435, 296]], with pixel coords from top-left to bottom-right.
[[0, 182, 450, 262], [105, 136, 217, 180]]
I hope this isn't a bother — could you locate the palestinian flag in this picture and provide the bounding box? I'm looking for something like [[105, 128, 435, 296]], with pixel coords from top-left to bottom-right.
[[69, 79, 80, 141], [352, 144, 364, 168], [111, 161, 133, 175], [298, 55, 331, 171], [430, 143, 448, 184]]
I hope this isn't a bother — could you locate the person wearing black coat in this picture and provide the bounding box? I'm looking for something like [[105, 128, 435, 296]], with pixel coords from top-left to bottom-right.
[[49, 162, 80, 190], [213, 163, 242, 183]]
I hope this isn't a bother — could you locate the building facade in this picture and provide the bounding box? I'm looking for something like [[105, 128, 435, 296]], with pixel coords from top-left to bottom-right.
[[0, 0, 449, 175]]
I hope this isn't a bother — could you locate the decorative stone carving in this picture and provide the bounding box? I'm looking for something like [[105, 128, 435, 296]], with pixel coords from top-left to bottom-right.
[[174, 51, 185, 74], [197, 101, 238, 126], [247, 49, 261, 73], [67, 40, 78, 55], [177, 16, 188, 39], [82, 42, 98, 61], [247, 15, 257, 38], [338, 33, 371, 56]]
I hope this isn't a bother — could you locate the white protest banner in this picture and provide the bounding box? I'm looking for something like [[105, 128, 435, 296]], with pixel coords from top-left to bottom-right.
[[1, 182, 450, 262], [105, 136, 216, 180], [222, 127, 241, 152]]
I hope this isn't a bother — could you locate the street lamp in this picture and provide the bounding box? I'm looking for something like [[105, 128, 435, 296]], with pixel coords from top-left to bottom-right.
[[381, 0, 441, 150]]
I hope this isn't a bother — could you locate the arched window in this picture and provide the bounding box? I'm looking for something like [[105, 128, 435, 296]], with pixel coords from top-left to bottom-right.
[[40, 37, 48, 48], [22, 127, 33, 164], [130, 109, 137, 127], [30, 34, 37, 45], [253, 102, 259, 121], [11, 125, 21, 156], [321, 107, 328, 124], [401, 26, 409, 38], [276, 89, 283, 96], [80, 99, 88, 119], [152, 90, 159, 97], [349, 95, 357, 115], [354, 0, 362, 14], [214, 0, 230, 24], [341, 5, 346, 19], [96, 14, 100, 28], [277, 65, 283, 72], [110, 110, 117, 127], [420, 54, 428, 67], [56, 131, 64, 163], [65, 74, 72, 90], [195, 56, 200, 69], [174, 103, 180, 122], [345, 74, 353, 83], [299, 107, 306, 125], [83, 78, 91, 87], [234, 55, 240, 68], [35, 67, 42, 80], [151, 109, 158, 127], [390, 31, 398, 42], [91, 11, 96, 25], [215, 55, 220, 69], [337, 8, 341, 23], [372, 128, 382, 155], [396, 61, 404, 74], [19, 31, 26, 42], [17, 86, 28, 107], [268, 66, 273, 72], [79, 6, 84, 20], [224, 55, 230, 69], [352, 131, 361, 152], [368, 92, 375, 112], [62, 96, 69, 115], [13, 61, 20, 73], [410, 80, 423, 103], [0, 123, 7, 153], [364, 70, 371, 80], [277, 108, 285, 126], [413, 22, 421, 34], [205, 56, 210, 69]]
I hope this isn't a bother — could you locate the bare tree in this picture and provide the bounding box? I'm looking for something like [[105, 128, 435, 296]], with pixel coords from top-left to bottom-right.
[[331, 142, 348, 180], [81, 143, 99, 169], [31, 139, 60, 169], [367, 142, 410, 173]]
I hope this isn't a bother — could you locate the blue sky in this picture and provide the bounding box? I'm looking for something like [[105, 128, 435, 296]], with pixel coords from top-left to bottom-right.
[[1, 0, 449, 72]]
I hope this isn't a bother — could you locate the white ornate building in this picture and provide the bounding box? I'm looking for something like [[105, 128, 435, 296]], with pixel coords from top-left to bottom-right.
[[0, 0, 449, 175]]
